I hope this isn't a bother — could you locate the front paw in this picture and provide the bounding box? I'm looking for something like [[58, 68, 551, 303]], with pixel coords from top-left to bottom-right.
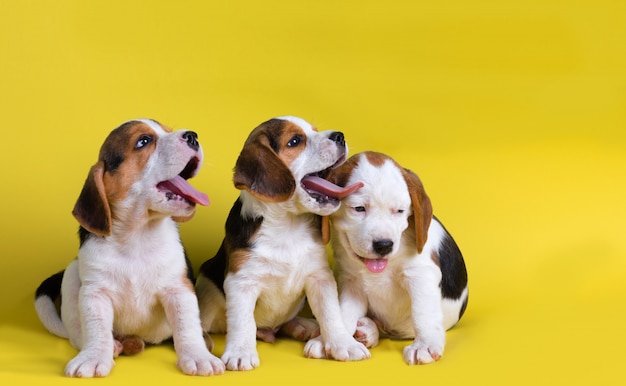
[[303, 336, 326, 359], [402, 332, 445, 365], [65, 350, 115, 377], [221, 346, 260, 371], [177, 348, 225, 376], [304, 336, 370, 361]]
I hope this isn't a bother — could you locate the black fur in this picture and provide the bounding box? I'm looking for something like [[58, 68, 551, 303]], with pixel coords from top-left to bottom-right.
[[435, 216, 469, 319], [78, 226, 93, 246], [263, 119, 287, 153], [34, 270, 64, 302], [198, 198, 263, 293]]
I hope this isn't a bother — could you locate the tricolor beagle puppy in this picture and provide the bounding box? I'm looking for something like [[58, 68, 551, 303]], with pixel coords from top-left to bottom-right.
[[34, 119, 224, 377], [195, 116, 369, 371], [307, 151, 469, 364]]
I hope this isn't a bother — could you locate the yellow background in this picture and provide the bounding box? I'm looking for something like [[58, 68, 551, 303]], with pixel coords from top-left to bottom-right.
[[1, 0, 625, 384]]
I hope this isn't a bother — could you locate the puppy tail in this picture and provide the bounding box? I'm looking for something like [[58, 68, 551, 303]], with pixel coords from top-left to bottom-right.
[[34, 270, 69, 339]]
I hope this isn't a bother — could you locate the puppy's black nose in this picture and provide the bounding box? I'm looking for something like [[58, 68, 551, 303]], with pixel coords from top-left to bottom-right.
[[373, 239, 393, 257], [183, 131, 199, 151], [329, 131, 345, 147]]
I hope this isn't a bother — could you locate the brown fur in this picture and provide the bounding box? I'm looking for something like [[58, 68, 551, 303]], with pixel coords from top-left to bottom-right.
[[401, 167, 433, 253], [363, 151, 389, 167], [228, 250, 254, 274], [233, 119, 303, 202], [72, 122, 160, 235], [328, 151, 433, 253]]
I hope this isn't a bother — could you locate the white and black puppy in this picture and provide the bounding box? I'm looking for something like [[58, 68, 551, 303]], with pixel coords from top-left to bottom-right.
[[309, 151, 468, 365], [195, 116, 369, 371], [34, 119, 224, 377]]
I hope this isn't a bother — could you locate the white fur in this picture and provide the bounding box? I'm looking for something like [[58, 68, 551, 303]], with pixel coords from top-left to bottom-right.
[[275, 115, 313, 131], [197, 117, 369, 371], [38, 120, 223, 377], [318, 153, 468, 365]]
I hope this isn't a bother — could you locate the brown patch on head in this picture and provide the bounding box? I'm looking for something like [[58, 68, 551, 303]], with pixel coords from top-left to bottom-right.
[[331, 151, 434, 253], [72, 120, 160, 235], [329, 151, 396, 187], [326, 153, 363, 187], [363, 151, 392, 168], [99, 121, 158, 203], [272, 120, 307, 167], [233, 118, 302, 202]]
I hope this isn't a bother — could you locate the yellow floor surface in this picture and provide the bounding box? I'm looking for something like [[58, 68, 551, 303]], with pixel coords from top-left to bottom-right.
[[1, 1, 625, 385]]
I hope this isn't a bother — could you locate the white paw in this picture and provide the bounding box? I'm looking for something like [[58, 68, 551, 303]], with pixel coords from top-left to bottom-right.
[[177, 348, 225, 376], [304, 336, 370, 361], [402, 332, 445, 365], [65, 350, 115, 377], [354, 317, 379, 348], [326, 337, 371, 361], [303, 336, 326, 359], [221, 346, 260, 371]]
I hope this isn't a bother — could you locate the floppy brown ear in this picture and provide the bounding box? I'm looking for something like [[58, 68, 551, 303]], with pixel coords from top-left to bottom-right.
[[403, 168, 433, 254], [72, 161, 112, 236], [233, 136, 295, 202]]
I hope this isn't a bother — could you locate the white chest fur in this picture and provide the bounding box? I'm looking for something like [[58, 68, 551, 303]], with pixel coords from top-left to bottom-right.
[[240, 213, 328, 328], [76, 219, 187, 341]]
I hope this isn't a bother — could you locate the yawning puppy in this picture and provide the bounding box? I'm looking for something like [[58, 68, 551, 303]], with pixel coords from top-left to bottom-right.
[[195, 116, 369, 371], [34, 119, 224, 377], [309, 151, 469, 365]]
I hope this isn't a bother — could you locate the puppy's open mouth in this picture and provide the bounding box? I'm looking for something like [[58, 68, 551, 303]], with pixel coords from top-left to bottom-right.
[[156, 156, 210, 206], [301, 156, 363, 204]]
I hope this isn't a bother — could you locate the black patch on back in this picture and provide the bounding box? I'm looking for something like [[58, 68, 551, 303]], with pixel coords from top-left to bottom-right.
[[435, 217, 469, 302], [198, 198, 263, 294], [199, 240, 229, 294], [35, 270, 64, 301]]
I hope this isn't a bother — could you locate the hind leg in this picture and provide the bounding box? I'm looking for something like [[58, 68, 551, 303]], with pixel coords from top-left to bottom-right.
[[60, 260, 82, 350], [114, 335, 145, 356], [280, 316, 320, 341], [196, 275, 226, 353], [256, 327, 278, 343]]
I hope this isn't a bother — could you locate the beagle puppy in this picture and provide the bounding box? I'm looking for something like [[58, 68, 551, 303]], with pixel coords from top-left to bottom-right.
[[195, 116, 369, 371], [308, 151, 468, 364], [34, 119, 225, 377]]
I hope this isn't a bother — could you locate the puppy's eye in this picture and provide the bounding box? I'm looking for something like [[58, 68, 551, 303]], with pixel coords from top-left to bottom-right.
[[287, 135, 303, 147], [135, 135, 153, 149], [396, 209, 405, 214], [353, 206, 366, 213]]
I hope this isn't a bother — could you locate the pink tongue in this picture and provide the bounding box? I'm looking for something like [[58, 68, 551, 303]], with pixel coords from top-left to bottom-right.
[[157, 175, 210, 206], [364, 259, 388, 273], [301, 176, 364, 199]]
